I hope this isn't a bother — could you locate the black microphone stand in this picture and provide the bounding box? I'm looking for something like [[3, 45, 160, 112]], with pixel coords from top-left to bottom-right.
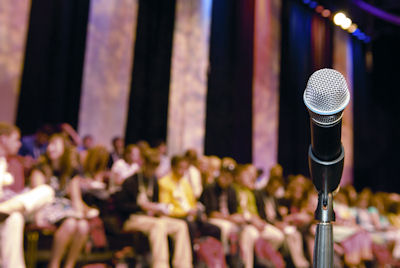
[[308, 146, 344, 268]]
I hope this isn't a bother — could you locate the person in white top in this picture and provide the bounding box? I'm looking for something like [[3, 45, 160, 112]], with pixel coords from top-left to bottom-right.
[[154, 140, 170, 179], [0, 122, 54, 268], [110, 144, 141, 192]]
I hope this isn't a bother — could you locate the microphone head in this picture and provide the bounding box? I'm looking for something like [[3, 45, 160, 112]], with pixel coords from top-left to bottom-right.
[[304, 68, 350, 125]]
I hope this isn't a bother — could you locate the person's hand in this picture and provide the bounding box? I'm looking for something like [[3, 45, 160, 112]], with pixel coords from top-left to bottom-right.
[[60, 123, 81, 145], [252, 216, 265, 231], [188, 208, 198, 217], [210, 211, 227, 220], [230, 214, 246, 225], [141, 202, 162, 216], [275, 221, 287, 230]]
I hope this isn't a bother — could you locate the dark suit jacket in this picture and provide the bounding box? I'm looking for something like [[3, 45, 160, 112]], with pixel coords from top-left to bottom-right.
[[200, 182, 238, 216], [113, 172, 159, 221]]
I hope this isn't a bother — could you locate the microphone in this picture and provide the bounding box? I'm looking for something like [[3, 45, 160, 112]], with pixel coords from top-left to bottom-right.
[[304, 68, 350, 195], [304, 69, 350, 268]]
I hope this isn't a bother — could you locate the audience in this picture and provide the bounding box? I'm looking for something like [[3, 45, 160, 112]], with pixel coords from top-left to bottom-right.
[[5, 121, 400, 267]]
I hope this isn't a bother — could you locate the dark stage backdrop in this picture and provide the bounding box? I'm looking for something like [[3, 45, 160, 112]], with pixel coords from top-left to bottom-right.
[[354, 31, 400, 193], [17, 0, 90, 135], [125, 0, 176, 145], [278, 1, 314, 177], [205, 0, 254, 164]]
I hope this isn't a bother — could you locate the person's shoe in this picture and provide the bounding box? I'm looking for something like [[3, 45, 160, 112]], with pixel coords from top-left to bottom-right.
[[0, 211, 9, 222]]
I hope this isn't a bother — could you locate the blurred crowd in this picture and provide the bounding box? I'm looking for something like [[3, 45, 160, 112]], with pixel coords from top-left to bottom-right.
[[1, 122, 400, 268]]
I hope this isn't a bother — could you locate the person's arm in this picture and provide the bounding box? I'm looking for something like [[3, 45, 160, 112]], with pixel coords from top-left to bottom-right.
[[228, 213, 246, 224], [250, 215, 266, 231], [209, 211, 227, 219], [30, 169, 47, 188], [110, 161, 124, 186], [199, 186, 216, 217], [113, 177, 141, 214], [59, 123, 81, 146]]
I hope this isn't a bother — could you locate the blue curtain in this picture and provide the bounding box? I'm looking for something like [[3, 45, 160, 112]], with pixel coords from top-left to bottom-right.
[[278, 1, 313, 177]]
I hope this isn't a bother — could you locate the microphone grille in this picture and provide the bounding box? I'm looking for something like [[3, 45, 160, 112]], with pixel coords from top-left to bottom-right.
[[304, 68, 350, 125]]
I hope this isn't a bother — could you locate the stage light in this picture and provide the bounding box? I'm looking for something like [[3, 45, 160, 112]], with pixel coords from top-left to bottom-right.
[[299, 0, 370, 42], [309, 1, 318, 9], [352, 28, 361, 36], [348, 23, 358, 33], [340, 17, 352, 30], [333, 12, 346, 26], [315, 5, 324, 13], [321, 9, 331, 18], [358, 32, 366, 40]]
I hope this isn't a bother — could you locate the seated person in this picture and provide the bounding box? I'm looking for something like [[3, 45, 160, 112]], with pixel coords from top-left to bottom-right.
[[183, 149, 202, 199], [81, 145, 111, 208], [30, 134, 94, 268], [110, 144, 141, 193], [114, 149, 192, 268], [256, 169, 310, 268], [158, 155, 221, 260], [234, 164, 284, 268], [107, 136, 124, 169], [200, 158, 244, 254], [18, 124, 53, 160], [0, 122, 54, 268]]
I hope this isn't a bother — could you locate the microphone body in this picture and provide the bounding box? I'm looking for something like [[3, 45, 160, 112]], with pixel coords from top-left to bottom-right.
[[310, 120, 342, 162], [309, 120, 344, 196]]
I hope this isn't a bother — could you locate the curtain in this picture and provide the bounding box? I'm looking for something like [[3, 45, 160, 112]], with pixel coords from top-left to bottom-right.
[[17, 0, 90, 135], [205, 0, 254, 163], [125, 0, 176, 145]]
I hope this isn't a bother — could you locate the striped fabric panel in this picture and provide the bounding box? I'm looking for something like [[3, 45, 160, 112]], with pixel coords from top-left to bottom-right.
[[0, 0, 31, 123], [252, 0, 282, 174], [333, 28, 354, 186], [167, 0, 213, 156], [78, 0, 139, 148]]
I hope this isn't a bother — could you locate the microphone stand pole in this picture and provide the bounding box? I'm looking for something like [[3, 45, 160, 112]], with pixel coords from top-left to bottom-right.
[[308, 146, 344, 268], [313, 191, 334, 268]]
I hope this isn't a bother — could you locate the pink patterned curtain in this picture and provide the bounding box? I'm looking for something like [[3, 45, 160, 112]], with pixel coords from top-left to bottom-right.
[[78, 0, 139, 148], [252, 0, 282, 174], [0, 0, 31, 123], [167, 0, 213, 156], [333, 28, 354, 186]]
